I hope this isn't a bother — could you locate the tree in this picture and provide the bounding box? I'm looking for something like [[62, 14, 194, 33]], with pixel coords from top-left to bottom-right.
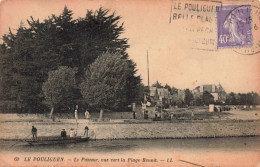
[[171, 86, 178, 95], [202, 91, 214, 105], [246, 92, 254, 105], [239, 93, 247, 105], [238, 92, 259, 105], [171, 94, 184, 107], [164, 84, 171, 90], [184, 89, 194, 106], [194, 95, 203, 106], [134, 83, 149, 105], [0, 7, 140, 113], [80, 52, 132, 111], [42, 66, 78, 118], [225, 92, 239, 105], [252, 92, 260, 105], [152, 81, 163, 88]]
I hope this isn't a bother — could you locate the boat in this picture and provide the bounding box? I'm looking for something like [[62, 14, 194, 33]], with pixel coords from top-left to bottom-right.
[[25, 136, 89, 145]]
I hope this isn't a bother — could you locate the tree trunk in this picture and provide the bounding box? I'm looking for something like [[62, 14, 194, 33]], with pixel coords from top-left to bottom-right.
[[49, 106, 54, 119], [99, 109, 103, 120]]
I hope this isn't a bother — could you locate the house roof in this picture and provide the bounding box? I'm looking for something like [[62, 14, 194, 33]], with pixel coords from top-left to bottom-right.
[[157, 88, 169, 97], [193, 84, 222, 93], [203, 85, 214, 93]]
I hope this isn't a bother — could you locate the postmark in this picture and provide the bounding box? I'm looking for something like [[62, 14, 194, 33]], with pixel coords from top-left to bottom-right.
[[233, 5, 260, 55], [217, 5, 253, 48], [170, 0, 221, 51]]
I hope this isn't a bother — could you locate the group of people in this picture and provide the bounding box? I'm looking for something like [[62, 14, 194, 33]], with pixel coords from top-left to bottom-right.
[[60, 128, 77, 137], [31, 126, 89, 140], [60, 126, 89, 138], [30, 106, 91, 140], [75, 106, 91, 124]]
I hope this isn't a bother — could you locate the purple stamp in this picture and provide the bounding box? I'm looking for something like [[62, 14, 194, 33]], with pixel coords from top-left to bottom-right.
[[217, 5, 253, 48]]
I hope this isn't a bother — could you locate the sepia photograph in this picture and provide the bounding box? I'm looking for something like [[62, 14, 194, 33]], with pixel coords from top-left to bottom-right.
[[0, 0, 259, 166]]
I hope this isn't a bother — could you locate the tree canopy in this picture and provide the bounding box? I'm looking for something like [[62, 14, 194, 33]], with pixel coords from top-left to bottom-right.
[[80, 52, 131, 111], [42, 66, 79, 117], [184, 89, 194, 106], [152, 81, 163, 88], [0, 6, 140, 113], [202, 91, 214, 105]]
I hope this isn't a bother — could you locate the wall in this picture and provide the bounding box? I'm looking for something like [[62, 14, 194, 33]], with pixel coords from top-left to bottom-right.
[[87, 120, 260, 140], [0, 119, 259, 140]]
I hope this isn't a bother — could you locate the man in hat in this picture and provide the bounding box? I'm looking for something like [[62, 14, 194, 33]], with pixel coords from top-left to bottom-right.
[[31, 126, 37, 140], [61, 128, 67, 137], [84, 126, 89, 138]]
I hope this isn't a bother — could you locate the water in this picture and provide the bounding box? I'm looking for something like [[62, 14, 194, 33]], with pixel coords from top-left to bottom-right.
[[2, 136, 259, 154]]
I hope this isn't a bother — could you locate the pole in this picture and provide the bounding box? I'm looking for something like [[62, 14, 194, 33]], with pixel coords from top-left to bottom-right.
[[169, 0, 173, 23], [75, 105, 78, 128], [146, 51, 150, 120], [161, 101, 163, 119], [10, 134, 31, 148], [147, 50, 150, 90]]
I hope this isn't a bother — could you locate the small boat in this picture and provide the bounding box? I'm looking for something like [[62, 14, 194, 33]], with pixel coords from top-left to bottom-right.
[[25, 136, 89, 145]]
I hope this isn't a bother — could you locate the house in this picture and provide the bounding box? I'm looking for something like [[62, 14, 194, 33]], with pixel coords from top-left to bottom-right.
[[149, 87, 171, 105], [193, 84, 226, 102]]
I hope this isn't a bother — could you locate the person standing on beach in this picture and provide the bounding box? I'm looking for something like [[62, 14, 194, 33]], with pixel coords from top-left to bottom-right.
[[85, 109, 90, 120], [31, 126, 37, 140], [75, 105, 79, 125], [141, 102, 146, 119], [69, 128, 76, 137], [133, 111, 136, 119], [84, 126, 89, 138]]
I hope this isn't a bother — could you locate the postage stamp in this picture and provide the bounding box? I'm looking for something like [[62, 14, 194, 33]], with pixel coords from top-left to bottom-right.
[[217, 5, 253, 48]]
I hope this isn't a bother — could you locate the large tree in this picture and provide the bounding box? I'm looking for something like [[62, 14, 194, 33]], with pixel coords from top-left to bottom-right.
[[194, 95, 203, 106], [237, 92, 260, 105], [0, 7, 140, 113], [225, 92, 239, 105], [80, 52, 132, 111], [171, 94, 184, 107], [42, 66, 79, 118], [184, 89, 194, 106]]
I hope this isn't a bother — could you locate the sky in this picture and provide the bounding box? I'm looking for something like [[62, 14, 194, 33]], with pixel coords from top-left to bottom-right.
[[0, 0, 259, 93]]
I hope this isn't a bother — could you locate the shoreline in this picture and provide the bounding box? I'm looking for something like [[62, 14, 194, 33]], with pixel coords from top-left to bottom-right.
[[1, 134, 259, 142], [0, 119, 259, 140]]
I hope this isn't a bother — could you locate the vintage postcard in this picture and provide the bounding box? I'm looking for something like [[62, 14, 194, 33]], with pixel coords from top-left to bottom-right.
[[0, 0, 259, 166]]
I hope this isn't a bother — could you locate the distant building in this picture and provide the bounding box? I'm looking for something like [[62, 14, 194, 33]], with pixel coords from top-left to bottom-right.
[[149, 87, 171, 105], [193, 84, 226, 102]]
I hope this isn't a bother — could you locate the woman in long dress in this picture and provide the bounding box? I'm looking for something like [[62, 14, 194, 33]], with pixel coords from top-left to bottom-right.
[[75, 105, 78, 127]]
